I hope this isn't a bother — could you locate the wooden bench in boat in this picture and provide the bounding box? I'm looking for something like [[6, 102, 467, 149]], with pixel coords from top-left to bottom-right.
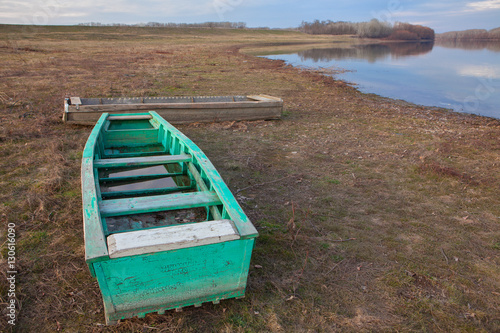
[[99, 191, 222, 217], [107, 219, 239, 258], [94, 154, 192, 168]]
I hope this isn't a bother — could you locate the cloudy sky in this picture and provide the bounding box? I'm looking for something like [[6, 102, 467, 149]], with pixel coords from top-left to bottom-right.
[[1, 0, 499, 32]]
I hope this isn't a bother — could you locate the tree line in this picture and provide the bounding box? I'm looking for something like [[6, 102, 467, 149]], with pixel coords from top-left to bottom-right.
[[299, 19, 435, 40], [436, 27, 500, 41], [78, 22, 248, 29]]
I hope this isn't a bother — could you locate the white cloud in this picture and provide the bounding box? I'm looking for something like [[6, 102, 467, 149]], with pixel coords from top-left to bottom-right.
[[466, 0, 500, 11], [66, 0, 213, 17], [0, 0, 219, 24], [379, 0, 500, 32]]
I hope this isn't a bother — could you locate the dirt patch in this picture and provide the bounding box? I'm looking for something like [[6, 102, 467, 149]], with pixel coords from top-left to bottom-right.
[[417, 161, 480, 185]]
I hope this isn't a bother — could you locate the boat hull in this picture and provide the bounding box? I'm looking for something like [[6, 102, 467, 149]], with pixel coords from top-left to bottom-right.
[[81, 111, 258, 324], [65, 95, 282, 125], [94, 238, 255, 323]]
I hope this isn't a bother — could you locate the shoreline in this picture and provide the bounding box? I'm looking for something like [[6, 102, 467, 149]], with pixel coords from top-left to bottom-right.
[[245, 41, 499, 121]]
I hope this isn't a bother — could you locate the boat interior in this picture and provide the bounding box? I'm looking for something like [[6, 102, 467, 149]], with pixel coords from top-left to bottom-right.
[[91, 113, 229, 241]]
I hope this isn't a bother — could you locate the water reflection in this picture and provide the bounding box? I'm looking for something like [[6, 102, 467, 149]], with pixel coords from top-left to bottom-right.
[[435, 39, 500, 52], [298, 42, 434, 63], [262, 40, 500, 118]]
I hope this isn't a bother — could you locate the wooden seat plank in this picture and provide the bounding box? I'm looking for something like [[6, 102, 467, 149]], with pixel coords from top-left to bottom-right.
[[101, 184, 195, 199], [94, 154, 191, 168], [100, 190, 221, 217], [107, 219, 240, 258]]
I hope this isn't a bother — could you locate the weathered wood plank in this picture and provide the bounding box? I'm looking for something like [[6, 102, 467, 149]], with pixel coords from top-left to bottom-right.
[[107, 115, 152, 121], [100, 171, 183, 183], [104, 129, 159, 146], [81, 113, 110, 273], [100, 190, 221, 217], [74, 101, 280, 111], [101, 184, 194, 199], [103, 143, 166, 158], [187, 162, 222, 220], [70, 96, 82, 105], [247, 94, 283, 102], [97, 239, 253, 323], [94, 154, 191, 168], [63, 94, 283, 125], [107, 219, 240, 258], [65, 107, 282, 125]]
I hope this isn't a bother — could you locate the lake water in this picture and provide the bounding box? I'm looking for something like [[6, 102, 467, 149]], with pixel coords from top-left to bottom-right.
[[261, 41, 500, 119]]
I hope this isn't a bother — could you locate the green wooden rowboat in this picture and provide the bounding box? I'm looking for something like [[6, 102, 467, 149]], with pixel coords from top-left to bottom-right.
[[81, 111, 258, 324]]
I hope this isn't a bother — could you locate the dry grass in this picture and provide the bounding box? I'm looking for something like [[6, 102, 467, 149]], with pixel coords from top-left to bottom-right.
[[0, 25, 499, 332]]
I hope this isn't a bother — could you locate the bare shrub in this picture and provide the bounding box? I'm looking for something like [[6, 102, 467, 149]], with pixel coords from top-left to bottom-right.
[[357, 19, 393, 38]]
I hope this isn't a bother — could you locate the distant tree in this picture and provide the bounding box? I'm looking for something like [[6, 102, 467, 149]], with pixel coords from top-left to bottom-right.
[[356, 19, 393, 38], [389, 30, 418, 40], [437, 27, 500, 41], [388, 22, 435, 40], [299, 19, 434, 40], [76, 21, 248, 30], [300, 19, 373, 36]]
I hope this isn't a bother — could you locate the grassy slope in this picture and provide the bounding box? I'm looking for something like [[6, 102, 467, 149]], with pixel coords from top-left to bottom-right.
[[0, 26, 499, 332]]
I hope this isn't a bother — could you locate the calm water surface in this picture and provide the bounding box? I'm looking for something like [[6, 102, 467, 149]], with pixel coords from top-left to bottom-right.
[[262, 41, 500, 119]]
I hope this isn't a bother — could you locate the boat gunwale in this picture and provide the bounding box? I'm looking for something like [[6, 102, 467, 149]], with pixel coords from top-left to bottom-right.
[[81, 113, 110, 273], [70, 100, 280, 111], [69, 95, 281, 107]]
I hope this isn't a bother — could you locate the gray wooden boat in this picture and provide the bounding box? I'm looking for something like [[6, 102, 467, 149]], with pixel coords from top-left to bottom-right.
[[64, 94, 282, 125]]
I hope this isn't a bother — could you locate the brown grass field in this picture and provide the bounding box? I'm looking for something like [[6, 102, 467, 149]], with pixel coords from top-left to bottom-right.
[[0, 25, 499, 332]]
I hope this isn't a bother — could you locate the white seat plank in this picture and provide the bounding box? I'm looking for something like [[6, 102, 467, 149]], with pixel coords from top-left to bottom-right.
[[107, 219, 240, 258]]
